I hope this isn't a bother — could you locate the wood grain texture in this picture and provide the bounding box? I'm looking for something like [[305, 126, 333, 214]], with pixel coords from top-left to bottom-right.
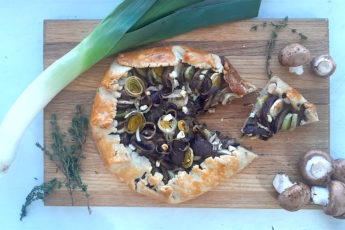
[[44, 19, 329, 208]]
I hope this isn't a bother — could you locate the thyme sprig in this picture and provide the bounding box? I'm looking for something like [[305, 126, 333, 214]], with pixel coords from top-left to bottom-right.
[[250, 16, 308, 79], [20, 178, 62, 221], [20, 105, 91, 220]]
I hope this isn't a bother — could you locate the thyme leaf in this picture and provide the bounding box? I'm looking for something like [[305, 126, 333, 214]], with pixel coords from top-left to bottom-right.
[[20, 178, 61, 221], [250, 16, 308, 79]]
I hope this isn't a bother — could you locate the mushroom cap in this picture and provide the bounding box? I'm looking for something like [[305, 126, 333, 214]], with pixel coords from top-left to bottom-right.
[[324, 180, 345, 218], [278, 182, 311, 211], [332, 159, 345, 184], [299, 150, 334, 186], [311, 54, 336, 77], [278, 43, 311, 67]]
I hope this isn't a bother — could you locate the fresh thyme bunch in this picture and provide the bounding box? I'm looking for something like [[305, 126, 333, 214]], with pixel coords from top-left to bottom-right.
[[20, 105, 90, 220]]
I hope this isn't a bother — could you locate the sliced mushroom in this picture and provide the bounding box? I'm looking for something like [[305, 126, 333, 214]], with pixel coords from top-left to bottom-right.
[[278, 43, 311, 75], [299, 150, 334, 186], [199, 76, 213, 96], [241, 117, 272, 139], [191, 134, 214, 157], [311, 181, 345, 218], [271, 107, 290, 133], [273, 173, 311, 211], [129, 134, 156, 156], [260, 95, 278, 127], [140, 122, 156, 140], [170, 140, 189, 166], [311, 55, 336, 77]]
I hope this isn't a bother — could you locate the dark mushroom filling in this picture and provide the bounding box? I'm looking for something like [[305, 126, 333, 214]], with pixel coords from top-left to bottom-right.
[[242, 93, 307, 140], [115, 64, 242, 184]]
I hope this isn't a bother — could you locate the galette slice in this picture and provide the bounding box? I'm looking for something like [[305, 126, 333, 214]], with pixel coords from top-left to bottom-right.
[[241, 76, 319, 140]]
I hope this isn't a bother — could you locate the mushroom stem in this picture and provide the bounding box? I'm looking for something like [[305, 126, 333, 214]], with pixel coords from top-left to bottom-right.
[[305, 156, 333, 181], [273, 173, 295, 194], [311, 186, 329, 206], [288, 66, 304, 75]]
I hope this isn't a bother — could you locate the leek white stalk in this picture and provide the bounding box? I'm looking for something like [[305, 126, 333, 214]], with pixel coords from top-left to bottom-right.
[[0, 46, 85, 173], [0, 0, 158, 175]]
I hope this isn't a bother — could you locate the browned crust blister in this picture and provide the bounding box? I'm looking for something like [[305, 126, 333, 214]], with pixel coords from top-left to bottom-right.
[[91, 46, 257, 204]]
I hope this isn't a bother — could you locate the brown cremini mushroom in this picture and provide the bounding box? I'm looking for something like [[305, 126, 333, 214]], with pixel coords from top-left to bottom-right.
[[311, 180, 345, 218], [311, 54, 336, 77], [299, 150, 334, 186], [332, 159, 345, 183], [278, 43, 311, 75], [273, 173, 311, 211]]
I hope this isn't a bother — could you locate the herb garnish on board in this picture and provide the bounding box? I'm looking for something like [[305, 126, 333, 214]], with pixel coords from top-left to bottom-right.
[[20, 105, 90, 220], [250, 16, 308, 79]]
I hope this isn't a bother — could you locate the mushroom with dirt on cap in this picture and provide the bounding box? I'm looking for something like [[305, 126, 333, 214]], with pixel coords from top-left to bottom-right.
[[311, 54, 336, 77], [278, 43, 311, 75], [311, 180, 345, 218], [273, 173, 311, 211], [299, 150, 334, 186]]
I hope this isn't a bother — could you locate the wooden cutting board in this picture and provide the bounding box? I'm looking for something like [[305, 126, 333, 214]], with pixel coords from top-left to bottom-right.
[[44, 19, 329, 208]]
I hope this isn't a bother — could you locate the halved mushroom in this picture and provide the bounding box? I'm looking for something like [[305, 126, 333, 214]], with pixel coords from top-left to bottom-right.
[[311, 55, 336, 78], [273, 173, 311, 211], [299, 150, 334, 186], [278, 43, 311, 75], [311, 180, 345, 218]]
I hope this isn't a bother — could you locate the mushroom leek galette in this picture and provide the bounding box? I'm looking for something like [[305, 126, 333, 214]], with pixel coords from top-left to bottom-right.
[[242, 76, 319, 140], [90, 46, 258, 203]]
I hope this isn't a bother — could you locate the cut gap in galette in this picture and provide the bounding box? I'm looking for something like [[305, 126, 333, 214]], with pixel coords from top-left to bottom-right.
[[91, 46, 257, 203]]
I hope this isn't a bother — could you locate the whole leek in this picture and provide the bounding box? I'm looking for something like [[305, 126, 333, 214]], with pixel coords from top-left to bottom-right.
[[0, 0, 261, 175]]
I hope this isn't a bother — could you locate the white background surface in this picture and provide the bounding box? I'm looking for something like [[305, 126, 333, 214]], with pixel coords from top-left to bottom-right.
[[1, 0, 345, 229]]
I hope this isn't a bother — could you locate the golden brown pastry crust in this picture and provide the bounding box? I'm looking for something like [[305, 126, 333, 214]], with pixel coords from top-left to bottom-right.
[[91, 46, 257, 203]]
